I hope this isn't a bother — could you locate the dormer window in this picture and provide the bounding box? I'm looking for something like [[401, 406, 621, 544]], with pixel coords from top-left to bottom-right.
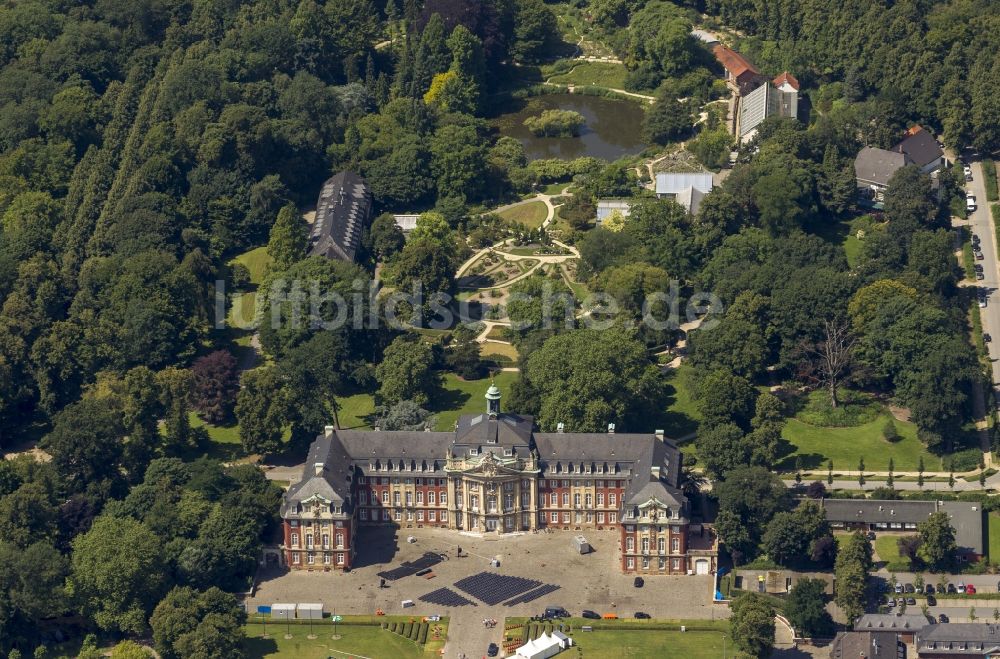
[[504, 448, 513, 457], [469, 448, 479, 456]]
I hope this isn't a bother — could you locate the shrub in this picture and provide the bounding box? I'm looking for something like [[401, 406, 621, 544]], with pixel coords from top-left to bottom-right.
[[416, 623, 428, 643], [882, 418, 902, 442], [523, 110, 585, 137], [402, 622, 412, 638]]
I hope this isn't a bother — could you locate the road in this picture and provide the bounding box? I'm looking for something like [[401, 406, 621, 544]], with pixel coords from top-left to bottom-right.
[[965, 160, 1000, 390]]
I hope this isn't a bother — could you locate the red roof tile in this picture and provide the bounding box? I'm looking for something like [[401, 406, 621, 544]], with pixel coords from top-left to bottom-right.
[[712, 44, 759, 77], [772, 71, 800, 91]]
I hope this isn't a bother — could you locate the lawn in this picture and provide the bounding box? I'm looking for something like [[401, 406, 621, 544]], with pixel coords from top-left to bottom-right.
[[810, 215, 875, 269], [506, 618, 728, 659], [498, 201, 549, 229], [777, 413, 942, 472], [244, 618, 446, 658], [659, 363, 701, 439], [990, 513, 1000, 562], [548, 61, 629, 90], [331, 371, 520, 432], [873, 535, 910, 571], [228, 291, 257, 329], [230, 246, 273, 285], [480, 341, 519, 361]]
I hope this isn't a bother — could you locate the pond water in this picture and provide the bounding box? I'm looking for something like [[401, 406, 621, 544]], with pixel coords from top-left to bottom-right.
[[492, 93, 646, 161]]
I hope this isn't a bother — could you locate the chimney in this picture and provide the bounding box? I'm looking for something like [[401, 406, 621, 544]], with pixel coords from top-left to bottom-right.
[[324, 425, 335, 437], [655, 429, 664, 440], [557, 422, 565, 433], [607, 423, 616, 434], [651, 466, 661, 479], [313, 462, 325, 476]]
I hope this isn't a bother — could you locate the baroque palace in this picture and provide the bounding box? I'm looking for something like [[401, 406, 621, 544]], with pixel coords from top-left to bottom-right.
[[279, 385, 717, 575]]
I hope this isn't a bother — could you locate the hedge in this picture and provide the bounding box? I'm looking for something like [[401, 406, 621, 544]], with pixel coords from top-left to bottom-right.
[[402, 622, 412, 638], [416, 623, 428, 644], [983, 160, 998, 202]]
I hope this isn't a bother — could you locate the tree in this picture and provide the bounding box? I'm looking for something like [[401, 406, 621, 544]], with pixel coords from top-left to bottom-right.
[[761, 501, 833, 568], [695, 369, 758, 429], [235, 367, 288, 456], [150, 587, 246, 659], [69, 516, 166, 635], [834, 532, 872, 622], [39, 398, 125, 493], [918, 511, 957, 571], [643, 94, 691, 145], [522, 327, 663, 432], [784, 578, 833, 637], [386, 236, 456, 296], [373, 400, 436, 431], [714, 466, 789, 563], [511, 0, 558, 63], [0, 541, 68, 654], [108, 642, 150, 659], [369, 213, 406, 261], [730, 593, 775, 659], [804, 319, 855, 408], [0, 483, 59, 548], [191, 350, 240, 423], [376, 335, 439, 406], [267, 204, 307, 272], [446, 324, 484, 379], [898, 535, 922, 568]]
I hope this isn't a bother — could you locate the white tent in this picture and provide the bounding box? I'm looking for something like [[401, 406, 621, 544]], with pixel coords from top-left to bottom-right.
[[271, 603, 296, 620], [298, 603, 323, 619], [515, 631, 573, 659]]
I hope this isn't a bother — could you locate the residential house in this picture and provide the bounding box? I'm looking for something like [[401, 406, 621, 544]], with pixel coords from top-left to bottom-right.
[[855, 613, 934, 644], [831, 631, 904, 659], [854, 147, 911, 205], [279, 384, 717, 575], [654, 173, 714, 215], [308, 171, 372, 262], [915, 624, 1000, 658], [895, 125, 945, 174], [817, 499, 985, 562], [595, 199, 632, 226], [712, 44, 764, 96], [737, 80, 799, 143]]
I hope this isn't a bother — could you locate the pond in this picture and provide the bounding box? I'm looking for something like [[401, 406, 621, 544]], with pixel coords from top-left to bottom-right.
[[492, 93, 646, 161]]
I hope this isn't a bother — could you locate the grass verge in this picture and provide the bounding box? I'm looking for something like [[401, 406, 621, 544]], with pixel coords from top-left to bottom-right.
[[984, 160, 998, 202], [498, 201, 549, 229]]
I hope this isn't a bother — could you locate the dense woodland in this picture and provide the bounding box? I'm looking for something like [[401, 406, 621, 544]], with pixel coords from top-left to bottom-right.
[[0, 0, 997, 654]]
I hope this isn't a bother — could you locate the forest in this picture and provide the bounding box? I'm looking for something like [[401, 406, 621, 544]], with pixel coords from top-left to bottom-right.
[[0, 0, 997, 655]]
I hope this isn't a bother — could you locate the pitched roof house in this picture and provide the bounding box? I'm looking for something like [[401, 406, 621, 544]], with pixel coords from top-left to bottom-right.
[[894, 126, 944, 174], [831, 631, 904, 659], [772, 72, 800, 92], [308, 171, 372, 262], [817, 499, 985, 560], [712, 44, 764, 95], [915, 624, 1000, 657], [654, 173, 714, 215], [279, 385, 716, 576]]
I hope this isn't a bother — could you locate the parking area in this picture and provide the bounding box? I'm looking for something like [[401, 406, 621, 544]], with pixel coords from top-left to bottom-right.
[[246, 526, 724, 658]]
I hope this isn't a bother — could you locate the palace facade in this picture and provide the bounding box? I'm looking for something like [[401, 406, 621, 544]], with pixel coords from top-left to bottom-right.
[[279, 385, 717, 575]]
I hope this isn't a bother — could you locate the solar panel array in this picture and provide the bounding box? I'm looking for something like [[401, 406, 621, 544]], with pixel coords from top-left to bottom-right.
[[503, 583, 560, 606], [419, 588, 476, 607], [453, 572, 544, 606], [377, 552, 444, 581]]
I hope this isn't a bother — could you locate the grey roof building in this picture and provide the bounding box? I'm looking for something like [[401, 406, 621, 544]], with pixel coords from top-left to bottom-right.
[[915, 623, 1000, 657], [817, 499, 985, 558], [831, 631, 904, 659], [654, 173, 714, 215], [856, 613, 934, 632], [895, 126, 944, 173], [279, 384, 715, 575], [309, 171, 372, 262]]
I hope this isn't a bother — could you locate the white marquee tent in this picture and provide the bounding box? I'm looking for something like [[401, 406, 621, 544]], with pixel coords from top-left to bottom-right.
[[515, 631, 573, 659]]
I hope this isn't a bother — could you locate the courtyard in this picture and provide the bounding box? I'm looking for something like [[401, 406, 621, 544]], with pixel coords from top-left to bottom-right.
[[246, 526, 723, 658]]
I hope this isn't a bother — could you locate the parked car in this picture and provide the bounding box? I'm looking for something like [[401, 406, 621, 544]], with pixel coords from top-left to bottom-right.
[[986, 333, 993, 343], [947, 583, 958, 593], [979, 296, 987, 308], [885, 597, 895, 608], [906, 597, 917, 605], [965, 165, 973, 180], [968, 194, 978, 212], [582, 610, 600, 620], [957, 583, 966, 594], [634, 577, 644, 588], [996, 580, 1000, 592], [927, 595, 937, 606], [543, 607, 570, 619], [925, 584, 935, 594], [976, 250, 985, 260], [904, 583, 915, 593], [973, 233, 981, 244], [634, 612, 651, 619], [976, 272, 984, 280], [939, 614, 950, 623], [867, 531, 876, 541], [967, 584, 977, 595], [487, 643, 499, 657], [894, 583, 904, 594]]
